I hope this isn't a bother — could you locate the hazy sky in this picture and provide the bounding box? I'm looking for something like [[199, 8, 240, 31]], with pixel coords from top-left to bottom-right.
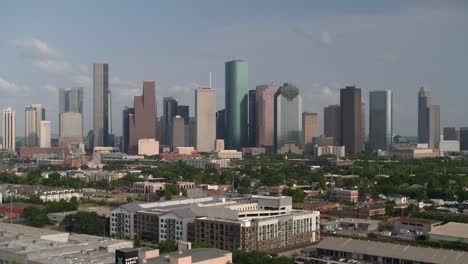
[[1, 0, 467, 137]]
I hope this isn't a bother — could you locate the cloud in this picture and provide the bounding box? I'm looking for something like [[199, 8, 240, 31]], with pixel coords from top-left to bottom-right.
[[32, 59, 71, 74], [320, 31, 331, 45], [0, 77, 19, 94], [15, 38, 60, 58]]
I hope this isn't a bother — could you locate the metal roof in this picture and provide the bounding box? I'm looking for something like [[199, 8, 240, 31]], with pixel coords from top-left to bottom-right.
[[316, 237, 468, 264]]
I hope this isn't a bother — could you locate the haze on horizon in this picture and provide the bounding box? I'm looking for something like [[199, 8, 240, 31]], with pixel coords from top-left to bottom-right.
[[0, 0, 467, 137]]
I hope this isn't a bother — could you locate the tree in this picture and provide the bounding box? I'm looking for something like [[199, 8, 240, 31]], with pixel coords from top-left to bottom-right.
[[23, 207, 49, 227], [61, 211, 108, 236], [158, 240, 177, 253], [282, 188, 306, 203]]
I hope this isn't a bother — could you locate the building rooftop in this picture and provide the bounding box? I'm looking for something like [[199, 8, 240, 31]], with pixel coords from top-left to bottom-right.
[[395, 217, 443, 224], [146, 248, 231, 264], [316, 237, 467, 264], [429, 222, 468, 238]]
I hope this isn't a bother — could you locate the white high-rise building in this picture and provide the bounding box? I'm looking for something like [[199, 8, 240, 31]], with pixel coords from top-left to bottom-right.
[[2, 107, 16, 152], [195, 87, 216, 152], [25, 104, 45, 147], [40, 120, 51, 148]]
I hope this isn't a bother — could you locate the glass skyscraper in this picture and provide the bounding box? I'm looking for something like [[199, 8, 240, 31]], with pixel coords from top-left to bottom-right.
[[369, 90, 393, 151], [225, 60, 248, 149], [93, 63, 110, 147], [274, 83, 303, 154]]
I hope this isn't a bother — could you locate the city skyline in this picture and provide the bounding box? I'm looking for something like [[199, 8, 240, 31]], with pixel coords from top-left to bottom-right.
[[0, 1, 467, 137]]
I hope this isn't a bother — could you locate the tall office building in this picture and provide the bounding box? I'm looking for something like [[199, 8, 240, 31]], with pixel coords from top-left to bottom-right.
[[428, 105, 440, 149], [39, 120, 51, 148], [59, 87, 83, 136], [128, 81, 157, 154], [60, 112, 83, 145], [340, 86, 362, 154], [177, 105, 189, 124], [369, 91, 393, 151], [186, 117, 196, 147], [163, 97, 178, 146], [460, 127, 468, 151], [2, 107, 16, 151], [122, 107, 135, 153], [248, 90, 257, 147], [324, 105, 341, 145], [361, 102, 366, 147], [303, 112, 318, 154], [172, 116, 185, 149], [418, 87, 431, 144], [443, 127, 460, 141], [274, 83, 303, 154], [195, 87, 216, 152], [256, 84, 280, 151], [216, 109, 225, 140], [225, 60, 248, 149], [93, 63, 109, 147], [25, 104, 45, 147]]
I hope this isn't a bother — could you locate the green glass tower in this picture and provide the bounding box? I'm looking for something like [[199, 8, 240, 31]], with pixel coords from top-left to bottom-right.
[[225, 60, 248, 149]]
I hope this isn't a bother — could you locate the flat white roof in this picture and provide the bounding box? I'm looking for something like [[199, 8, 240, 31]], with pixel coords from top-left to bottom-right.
[[429, 222, 468, 238]]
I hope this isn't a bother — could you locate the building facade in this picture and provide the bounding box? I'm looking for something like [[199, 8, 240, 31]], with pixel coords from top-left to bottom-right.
[[172, 115, 186, 149], [25, 104, 45, 147], [248, 89, 257, 147], [60, 112, 83, 145], [418, 87, 431, 144], [256, 84, 280, 151], [225, 60, 248, 149], [274, 83, 303, 154], [324, 105, 341, 145], [2, 107, 16, 151], [93, 63, 110, 147], [369, 90, 393, 151], [129, 81, 157, 154], [443, 127, 460, 141], [216, 109, 225, 140], [39, 120, 51, 148], [340, 86, 362, 154], [303, 112, 318, 154], [195, 87, 216, 152], [428, 105, 441, 149], [163, 97, 178, 146], [460, 127, 468, 151], [58, 87, 83, 137]]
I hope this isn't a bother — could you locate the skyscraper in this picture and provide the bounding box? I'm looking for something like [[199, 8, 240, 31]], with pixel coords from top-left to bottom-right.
[[128, 81, 157, 154], [59, 87, 83, 136], [122, 107, 134, 153], [195, 87, 216, 152], [460, 127, 468, 151], [40, 120, 51, 148], [216, 109, 225, 140], [303, 112, 318, 154], [248, 90, 257, 147], [2, 107, 16, 151], [443, 127, 460, 141], [25, 104, 45, 147], [274, 83, 303, 154], [225, 60, 248, 149], [418, 87, 431, 144], [163, 97, 178, 146], [428, 105, 440, 148], [172, 116, 185, 149], [93, 63, 109, 147], [256, 84, 280, 151], [369, 90, 393, 151], [60, 112, 83, 145], [177, 105, 189, 124], [324, 105, 341, 145], [59, 87, 83, 114], [340, 86, 362, 154], [361, 102, 366, 147]]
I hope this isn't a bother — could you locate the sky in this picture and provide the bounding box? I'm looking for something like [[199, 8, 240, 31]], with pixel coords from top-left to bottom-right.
[[0, 0, 467, 137]]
